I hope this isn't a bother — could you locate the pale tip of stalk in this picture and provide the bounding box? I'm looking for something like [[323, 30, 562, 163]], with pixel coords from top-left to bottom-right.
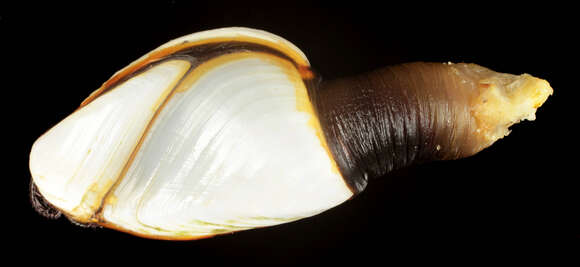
[[471, 70, 553, 148]]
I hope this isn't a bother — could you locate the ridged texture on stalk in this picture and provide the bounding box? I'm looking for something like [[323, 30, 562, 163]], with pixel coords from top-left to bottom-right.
[[311, 62, 552, 193]]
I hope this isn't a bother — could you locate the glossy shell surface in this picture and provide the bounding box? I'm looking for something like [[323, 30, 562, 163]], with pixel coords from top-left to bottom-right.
[[29, 28, 353, 239]]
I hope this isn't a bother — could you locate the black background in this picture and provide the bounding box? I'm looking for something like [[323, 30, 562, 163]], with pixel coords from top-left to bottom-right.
[[3, 1, 578, 264]]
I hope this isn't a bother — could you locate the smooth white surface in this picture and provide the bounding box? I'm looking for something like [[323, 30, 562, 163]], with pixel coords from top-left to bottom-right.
[[29, 60, 191, 219], [102, 55, 351, 237]]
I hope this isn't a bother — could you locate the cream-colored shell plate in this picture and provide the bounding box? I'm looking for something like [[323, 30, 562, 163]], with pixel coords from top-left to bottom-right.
[[29, 28, 351, 239]]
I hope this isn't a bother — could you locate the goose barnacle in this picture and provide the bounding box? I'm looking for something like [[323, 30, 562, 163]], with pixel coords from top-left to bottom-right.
[[29, 27, 553, 240]]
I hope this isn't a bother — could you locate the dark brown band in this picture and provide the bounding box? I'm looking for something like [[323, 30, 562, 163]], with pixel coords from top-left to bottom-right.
[[85, 41, 308, 106]]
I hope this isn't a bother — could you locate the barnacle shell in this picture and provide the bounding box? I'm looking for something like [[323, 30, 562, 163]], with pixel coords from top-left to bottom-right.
[[30, 27, 352, 239], [29, 27, 553, 240]]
